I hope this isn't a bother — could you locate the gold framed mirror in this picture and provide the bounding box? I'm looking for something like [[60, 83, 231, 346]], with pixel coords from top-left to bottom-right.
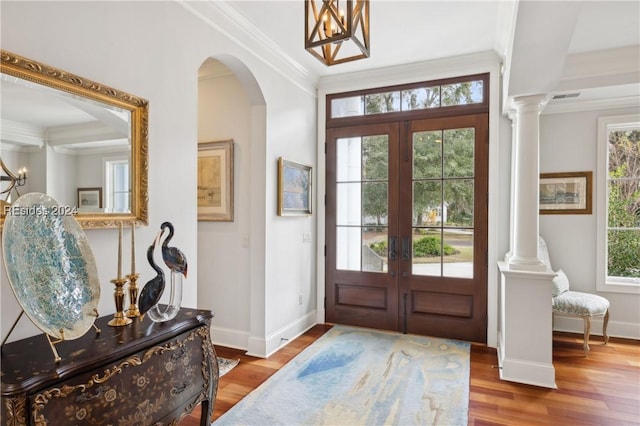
[[0, 50, 148, 228]]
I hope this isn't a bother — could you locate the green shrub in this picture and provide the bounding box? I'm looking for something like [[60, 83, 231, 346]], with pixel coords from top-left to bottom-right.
[[608, 230, 640, 277], [369, 241, 388, 257], [413, 236, 457, 257], [368, 236, 458, 258]]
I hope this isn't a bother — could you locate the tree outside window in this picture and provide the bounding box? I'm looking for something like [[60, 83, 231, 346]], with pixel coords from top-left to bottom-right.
[[607, 128, 640, 279]]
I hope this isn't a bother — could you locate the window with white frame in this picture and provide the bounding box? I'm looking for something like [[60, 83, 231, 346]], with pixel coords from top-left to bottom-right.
[[596, 114, 640, 293], [104, 158, 130, 213]]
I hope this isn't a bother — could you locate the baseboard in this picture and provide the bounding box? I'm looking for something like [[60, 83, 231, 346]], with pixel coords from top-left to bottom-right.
[[553, 316, 640, 340], [210, 325, 250, 350], [497, 331, 556, 389], [499, 357, 557, 389], [246, 311, 317, 358]]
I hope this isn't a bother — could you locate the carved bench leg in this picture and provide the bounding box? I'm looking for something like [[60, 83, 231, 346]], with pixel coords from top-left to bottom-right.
[[583, 316, 591, 356], [603, 310, 610, 345]]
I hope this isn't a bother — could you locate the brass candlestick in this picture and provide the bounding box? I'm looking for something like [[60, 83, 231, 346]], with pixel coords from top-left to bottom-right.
[[108, 277, 133, 327], [126, 273, 141, 318]]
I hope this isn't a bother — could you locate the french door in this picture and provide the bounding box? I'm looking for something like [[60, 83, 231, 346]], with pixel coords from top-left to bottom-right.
[[325, 114, 488, 342]]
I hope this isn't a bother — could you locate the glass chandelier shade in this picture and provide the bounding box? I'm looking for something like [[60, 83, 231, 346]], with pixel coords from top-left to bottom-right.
[[305, 0, 370, 66]]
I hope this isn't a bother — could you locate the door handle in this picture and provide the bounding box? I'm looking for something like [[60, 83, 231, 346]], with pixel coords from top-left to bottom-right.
[[389, 236, 397, 261], [402, 237, 410, 261]]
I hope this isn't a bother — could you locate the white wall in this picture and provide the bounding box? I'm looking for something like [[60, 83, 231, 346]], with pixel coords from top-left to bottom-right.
[[197, 66, 253, 348], [1, 1, 317, 354], [540, 106, 640, 339], [46, 147, 76, 208]]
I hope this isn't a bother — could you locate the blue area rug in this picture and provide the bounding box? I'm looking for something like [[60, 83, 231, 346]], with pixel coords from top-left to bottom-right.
[[213, 325, 470, 426]]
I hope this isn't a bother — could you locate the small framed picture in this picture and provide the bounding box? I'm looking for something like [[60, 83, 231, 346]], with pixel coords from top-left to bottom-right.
[[539, 171, 592, 214], [77, 187, 103, 210], [277, 157, 312, 216], [198, 140, 234, 221]]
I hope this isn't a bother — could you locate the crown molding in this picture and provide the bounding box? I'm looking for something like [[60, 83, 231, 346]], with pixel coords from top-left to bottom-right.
[[51, 144, 129, 156], [556, 46, 640, 94], [542, 95, 640, 115], [179, 0, 317, 97], [0, 119, 44, 148], [318, 50, 502, 95]]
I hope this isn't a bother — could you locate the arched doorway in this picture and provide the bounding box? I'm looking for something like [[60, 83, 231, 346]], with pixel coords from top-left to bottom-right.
[[196, 56, 267, 352]]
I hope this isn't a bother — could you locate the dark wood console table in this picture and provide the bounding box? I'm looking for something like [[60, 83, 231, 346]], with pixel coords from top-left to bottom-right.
[[1, 308, 218, 425]]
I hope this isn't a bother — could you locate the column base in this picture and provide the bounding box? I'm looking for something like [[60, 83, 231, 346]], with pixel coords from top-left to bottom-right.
[[498, 354, 557, 389], [507, 255, 548, 272]]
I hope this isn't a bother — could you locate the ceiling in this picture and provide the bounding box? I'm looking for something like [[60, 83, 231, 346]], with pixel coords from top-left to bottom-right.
[[2, 0, 639, 147], [216, 0, 640, 108], [222, 0, 509, 77]]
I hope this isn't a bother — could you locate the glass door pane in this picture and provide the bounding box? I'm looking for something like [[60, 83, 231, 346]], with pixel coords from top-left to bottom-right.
[[336, 135, 389, 273], [411, 128, 475, 278]]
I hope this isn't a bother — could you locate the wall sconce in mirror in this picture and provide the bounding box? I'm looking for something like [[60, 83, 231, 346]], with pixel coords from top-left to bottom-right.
[[1, 158, 27, 201], [0, 50, 149, 228]]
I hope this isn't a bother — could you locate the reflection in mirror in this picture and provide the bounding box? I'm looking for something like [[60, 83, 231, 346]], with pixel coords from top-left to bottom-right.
[[0, 50, 148, 228]]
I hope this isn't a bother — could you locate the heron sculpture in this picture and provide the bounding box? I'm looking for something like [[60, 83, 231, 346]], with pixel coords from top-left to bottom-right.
[[159, 221, 188, 278], [138, 231, 165, 315]]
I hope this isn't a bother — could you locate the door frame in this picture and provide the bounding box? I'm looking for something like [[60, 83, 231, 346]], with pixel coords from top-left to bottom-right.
[[316, 56, 503, 347]]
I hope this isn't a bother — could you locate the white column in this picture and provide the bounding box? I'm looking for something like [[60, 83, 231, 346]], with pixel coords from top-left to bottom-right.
[[508, 94, 548, 271], [497, 265, 556, 389], [504, 109, 517, 263]]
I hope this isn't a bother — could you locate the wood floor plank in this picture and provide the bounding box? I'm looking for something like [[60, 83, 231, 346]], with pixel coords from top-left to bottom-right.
[[179, 327, 640, 425]]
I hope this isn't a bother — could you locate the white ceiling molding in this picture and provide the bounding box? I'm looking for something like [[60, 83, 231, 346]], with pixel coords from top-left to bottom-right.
[[0, 143, 41, 154], [0, 119, 44, 148], [46, 121, 128, 147], [179, 0, 317, 97], [556, 46, 640, 92], [51, 144, 129, 156], [493, 0, 519, 62], [318, 51, 502, 95], [544, 45, 640, 114], [543, 93, 640, 115], [496, 0, 519, 111]]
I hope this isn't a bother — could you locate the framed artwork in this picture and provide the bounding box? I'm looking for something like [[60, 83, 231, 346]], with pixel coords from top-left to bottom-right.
[[539, 171, 592, 214], [278, 157, 312, 216], [77, 187, 102, 210], [198, 140, 234, 221]]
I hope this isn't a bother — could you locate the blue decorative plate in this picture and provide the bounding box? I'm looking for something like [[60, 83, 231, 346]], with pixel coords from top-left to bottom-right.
[[2, 193, 100, 340]]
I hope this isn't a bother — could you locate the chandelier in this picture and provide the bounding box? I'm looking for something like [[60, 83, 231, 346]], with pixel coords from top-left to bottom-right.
[[305, 0, 370, 66]]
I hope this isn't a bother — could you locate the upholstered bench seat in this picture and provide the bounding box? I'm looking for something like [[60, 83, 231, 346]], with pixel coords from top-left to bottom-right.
[[553, 291, 610, 317]]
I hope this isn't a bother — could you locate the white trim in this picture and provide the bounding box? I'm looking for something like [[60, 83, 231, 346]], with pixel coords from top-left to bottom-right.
[[596, 114, 640, 295], [498, 356, 557, 389], [318, 51, 501, 94], [210, 325, 250, 350], [179, 0, 316, 98], [1, 119, 45, 148], [247, 311, 317, 358], [543, 96, 640, 115], [553, 316, 640, 341]]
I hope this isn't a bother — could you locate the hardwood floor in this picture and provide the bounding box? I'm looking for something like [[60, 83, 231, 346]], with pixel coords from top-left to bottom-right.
[[180, 326, 640, 425]]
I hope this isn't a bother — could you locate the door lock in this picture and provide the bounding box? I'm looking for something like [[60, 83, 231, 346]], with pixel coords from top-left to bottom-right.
[[401, 237, 410, 261], [389, 236, 398, 261]]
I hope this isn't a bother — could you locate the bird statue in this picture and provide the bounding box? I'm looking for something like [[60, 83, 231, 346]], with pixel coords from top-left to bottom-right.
[[159, 221, 188, 279], [138, 231, 165, 316]]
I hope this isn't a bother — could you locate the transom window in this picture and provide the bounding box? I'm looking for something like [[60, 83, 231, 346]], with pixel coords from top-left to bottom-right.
[[330, 77, 484, 119]]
